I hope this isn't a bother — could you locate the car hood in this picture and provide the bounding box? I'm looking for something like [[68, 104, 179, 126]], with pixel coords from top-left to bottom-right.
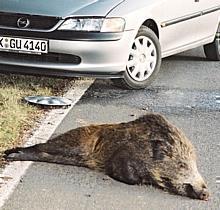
[[0, 0, 125, 18]]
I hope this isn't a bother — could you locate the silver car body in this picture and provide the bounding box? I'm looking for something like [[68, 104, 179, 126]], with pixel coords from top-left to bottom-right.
[[0, 0, 219, 77]]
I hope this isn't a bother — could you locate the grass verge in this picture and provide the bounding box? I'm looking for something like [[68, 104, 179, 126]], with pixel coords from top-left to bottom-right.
[[0, 73, 74, 166]]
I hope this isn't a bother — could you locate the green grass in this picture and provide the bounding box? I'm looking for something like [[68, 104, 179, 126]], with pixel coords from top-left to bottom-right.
[[0, 74, 74, 166]]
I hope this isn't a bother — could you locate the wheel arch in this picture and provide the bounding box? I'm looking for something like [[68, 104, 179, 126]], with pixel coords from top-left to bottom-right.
[[141, 19, 160, 39]]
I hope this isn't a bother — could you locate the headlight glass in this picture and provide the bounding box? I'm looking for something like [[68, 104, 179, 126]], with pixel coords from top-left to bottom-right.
[[58, 18, 104, 32], [101, 18, 125, 32], [58, 18, 125, 32]]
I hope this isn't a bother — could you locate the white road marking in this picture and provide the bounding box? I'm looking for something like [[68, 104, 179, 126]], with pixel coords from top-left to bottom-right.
[[0, 79, 94, 208]]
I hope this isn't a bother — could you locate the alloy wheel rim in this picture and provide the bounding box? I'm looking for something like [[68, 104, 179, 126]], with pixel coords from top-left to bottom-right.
[[127, 36, 157, 82]]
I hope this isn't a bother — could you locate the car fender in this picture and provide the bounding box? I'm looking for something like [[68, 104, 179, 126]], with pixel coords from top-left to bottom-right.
[[106, 0, 163, 53]]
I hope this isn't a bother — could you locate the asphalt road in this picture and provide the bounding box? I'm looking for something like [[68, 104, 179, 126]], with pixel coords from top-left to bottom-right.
[[2, 47, 220, 210]]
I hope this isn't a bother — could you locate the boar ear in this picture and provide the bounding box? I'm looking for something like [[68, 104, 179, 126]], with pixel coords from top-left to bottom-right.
[[150, 139, 173, 160]]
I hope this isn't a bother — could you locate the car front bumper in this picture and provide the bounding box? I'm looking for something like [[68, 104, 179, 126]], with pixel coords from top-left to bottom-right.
[[0, 30, 137, 78]]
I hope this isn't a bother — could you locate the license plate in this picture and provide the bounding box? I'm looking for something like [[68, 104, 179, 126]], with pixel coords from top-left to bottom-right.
[[0, 36, 48, 54]]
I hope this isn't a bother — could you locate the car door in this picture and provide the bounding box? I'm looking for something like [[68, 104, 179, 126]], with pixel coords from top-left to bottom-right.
[[195, 0, 220, 40], [159, 0, 213, 56]]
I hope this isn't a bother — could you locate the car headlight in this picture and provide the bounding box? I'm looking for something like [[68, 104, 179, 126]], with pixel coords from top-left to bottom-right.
[[101, 18, 125, 32], [58, 18, 125, 32]]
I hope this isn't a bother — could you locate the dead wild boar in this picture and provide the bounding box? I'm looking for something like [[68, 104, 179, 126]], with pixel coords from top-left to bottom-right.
[[5, 113, 209, 200]]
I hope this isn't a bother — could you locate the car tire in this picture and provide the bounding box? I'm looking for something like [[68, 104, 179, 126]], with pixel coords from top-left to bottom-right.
[[203, 24, 220, 61], [112, 26, 161, 89]]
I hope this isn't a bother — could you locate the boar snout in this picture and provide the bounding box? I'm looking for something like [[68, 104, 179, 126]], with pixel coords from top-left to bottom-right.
[[185, 183, 209, 201]]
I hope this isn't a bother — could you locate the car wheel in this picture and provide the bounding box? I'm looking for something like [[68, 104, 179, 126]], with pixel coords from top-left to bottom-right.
[[203, 24, 220, 61], [112, 26, 161, 89]]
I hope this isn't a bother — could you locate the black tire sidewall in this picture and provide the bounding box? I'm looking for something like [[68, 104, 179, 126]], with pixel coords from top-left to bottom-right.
[[123, 26, 162, 89], [204, 24, 220, 61], [214, 38, 220, 60]]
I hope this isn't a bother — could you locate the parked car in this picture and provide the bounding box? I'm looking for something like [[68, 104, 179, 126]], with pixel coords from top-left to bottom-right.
[[0, 0, 219, 89]]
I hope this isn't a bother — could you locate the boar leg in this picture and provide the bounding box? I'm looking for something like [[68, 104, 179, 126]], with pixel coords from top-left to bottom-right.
[[105, 148, 143, 185], [4, 144, 86, 167]]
